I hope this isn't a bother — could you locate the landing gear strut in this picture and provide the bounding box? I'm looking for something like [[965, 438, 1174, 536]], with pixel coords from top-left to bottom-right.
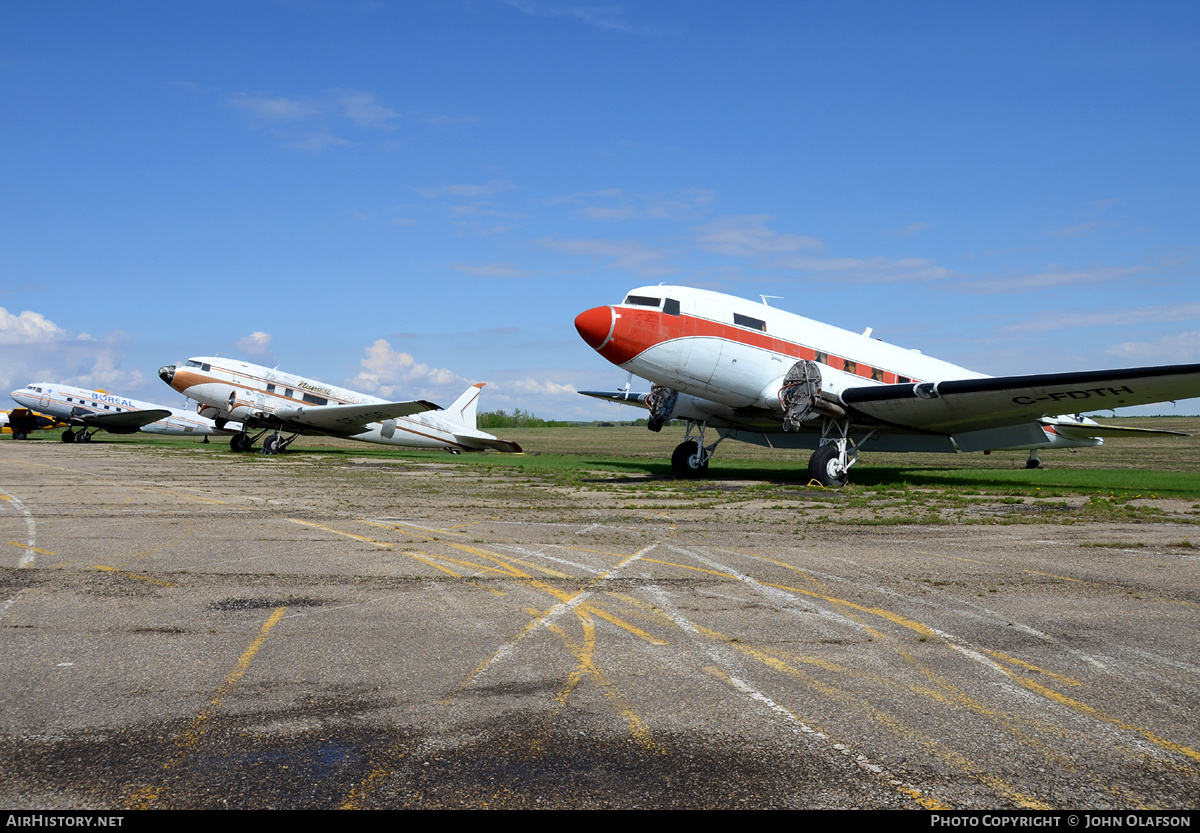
[[805, 416, 875, 488], [262, 432, 299, 455], [671, 421, 722, 479], [1025, 450, 1042, 470], [230, 429, 268, 453]]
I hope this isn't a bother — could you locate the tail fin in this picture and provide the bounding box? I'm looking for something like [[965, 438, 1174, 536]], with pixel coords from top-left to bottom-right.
[[446, 383, 485, 428]]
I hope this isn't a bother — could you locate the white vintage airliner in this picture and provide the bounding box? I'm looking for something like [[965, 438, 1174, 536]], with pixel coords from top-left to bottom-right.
[[9, 383, 230, 442], [158, 357, 522, 455], [575, 285, 1199, 486]]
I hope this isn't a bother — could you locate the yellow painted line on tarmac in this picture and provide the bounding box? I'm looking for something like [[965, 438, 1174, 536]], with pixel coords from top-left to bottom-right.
[[93, 565, 177, 588], [7, 542, 55, 556], [996, 667, 1200, 764], [642, 556, 937, 639], [696, 639, 948, 810], [715, 547, 832, 591], [372, 520, 666, 644], [986, 651, 1083, 687], [126, 605, 288, 808], [1024, 569, 1088, 584], [289, 518, 392, 547], [694, 622, 1044, 809]]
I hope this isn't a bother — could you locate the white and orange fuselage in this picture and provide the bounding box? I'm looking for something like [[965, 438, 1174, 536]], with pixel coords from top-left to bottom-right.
[[575, 285, 1104, 453]]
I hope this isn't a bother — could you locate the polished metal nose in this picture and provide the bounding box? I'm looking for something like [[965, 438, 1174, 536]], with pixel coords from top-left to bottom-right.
[[158, 365, 176, 384]]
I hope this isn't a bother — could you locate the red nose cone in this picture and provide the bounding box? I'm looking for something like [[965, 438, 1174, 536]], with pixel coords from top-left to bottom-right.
[[575, 306, 615, 349]]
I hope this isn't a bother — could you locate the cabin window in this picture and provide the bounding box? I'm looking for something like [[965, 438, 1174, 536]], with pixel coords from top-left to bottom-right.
[[302, 393, 328, 406], [285, 388, 294, 398], [733, 313, 766, 332], [843, 359, 856, 374], [624, 295, 661, 308], [202, 363, 211, 372], [663, 298, 680, 316], [814, 351, 828, 364], [871, 367, 884, 382], [897, 376, 912, 384], [266, 384, 276, 393]]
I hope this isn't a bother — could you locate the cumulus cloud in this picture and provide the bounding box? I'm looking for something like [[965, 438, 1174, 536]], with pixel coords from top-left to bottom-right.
[[349, 339, 466, 399], [0, 309, 144, 394], [0, 308, 67, 344], [236, 331, 274, 361], [890, 222, 932, 239]]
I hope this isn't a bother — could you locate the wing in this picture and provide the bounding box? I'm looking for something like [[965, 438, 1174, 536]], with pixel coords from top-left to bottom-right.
[[272, 400, 442, 435], [76, 409, 171, 434], [840, 363, 1200, 434], [578, 390, 650, 409], [453, 433, 524, 453]]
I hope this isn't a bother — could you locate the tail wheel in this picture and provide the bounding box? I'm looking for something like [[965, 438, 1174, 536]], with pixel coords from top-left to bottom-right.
[[808, 444, 848, 487], [671, 440, 709, 479]]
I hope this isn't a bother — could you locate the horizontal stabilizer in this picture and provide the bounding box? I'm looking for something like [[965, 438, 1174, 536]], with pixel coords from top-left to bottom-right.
[[453, 434, 524, 453], [1050, 422, 1192, 440], [274, 400, 442, 435]]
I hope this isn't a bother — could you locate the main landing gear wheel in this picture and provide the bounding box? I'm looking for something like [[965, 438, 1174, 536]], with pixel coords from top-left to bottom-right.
[[808, 444, 848, 488], [263, 435, 282, 455], [671, 440, 709, 479], [13, 431, 26, 441], [61, 430, 75, 443], [75, 431, 91, 443], [230, 433, 253, 453]]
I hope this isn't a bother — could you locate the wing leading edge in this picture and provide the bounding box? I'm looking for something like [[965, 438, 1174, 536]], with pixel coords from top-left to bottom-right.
[[76, 409, 172, 433]]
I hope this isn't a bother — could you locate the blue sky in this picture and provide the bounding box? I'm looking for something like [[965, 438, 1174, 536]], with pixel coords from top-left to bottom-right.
[[2, 1, 1198, 419]]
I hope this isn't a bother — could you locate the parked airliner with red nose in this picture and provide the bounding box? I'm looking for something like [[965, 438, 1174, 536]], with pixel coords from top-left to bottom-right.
[[575, 286, 1199, 486]]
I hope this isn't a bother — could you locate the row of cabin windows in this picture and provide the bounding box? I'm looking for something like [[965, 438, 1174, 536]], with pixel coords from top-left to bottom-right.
[[264, 382, 329, 406], [624, 295, 918, 385], [64, 396, 123, 412]]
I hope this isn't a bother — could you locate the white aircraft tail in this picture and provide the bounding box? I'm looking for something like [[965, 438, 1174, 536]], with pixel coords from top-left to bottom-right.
[[446, 383, 485, 428]]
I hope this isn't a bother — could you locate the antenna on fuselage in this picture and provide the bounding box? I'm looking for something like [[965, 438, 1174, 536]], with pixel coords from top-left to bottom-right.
[[862, 327, 873, 338], [760, 295, 782, 307]]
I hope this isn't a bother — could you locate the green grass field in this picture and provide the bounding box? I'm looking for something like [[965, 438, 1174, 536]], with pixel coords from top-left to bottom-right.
[[32, 414, 1200, 502]]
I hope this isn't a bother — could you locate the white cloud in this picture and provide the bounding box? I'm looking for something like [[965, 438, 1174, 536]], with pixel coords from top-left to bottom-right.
[[236, 331, 274, 360], [349, 340, 466, 399], [1108, 330, 1200, 364], [891, 222, 932, 239], [695, 216, 821, 258], [0, 311, 144, 395], [961, 265, 1146, 294], [417, 180, 516, 199], [339, 91, 399, 128], [498, 377, 578, 396], [501, 0, 653, 34], [0, 308, 67, 344], [539, 236, 676, 276], [229, 94, 321, 122], [1005, 302, 1200, 333], [556, 188, 715, 222]]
